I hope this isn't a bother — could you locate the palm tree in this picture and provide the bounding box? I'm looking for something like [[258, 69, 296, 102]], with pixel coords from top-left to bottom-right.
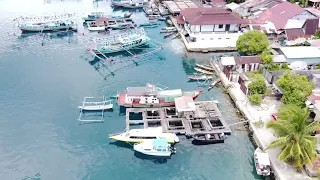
[[266, 104, 320, 169]]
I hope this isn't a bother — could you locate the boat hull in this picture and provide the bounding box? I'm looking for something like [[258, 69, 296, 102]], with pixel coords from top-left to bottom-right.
[[192, 133, 226, 145], [93, 38, 150, 54], [20, 26, 75, 33], [109, 136, 177, 144], [78, 104, 113, 110]]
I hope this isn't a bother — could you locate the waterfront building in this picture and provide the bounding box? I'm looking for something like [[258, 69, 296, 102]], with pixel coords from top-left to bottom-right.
[[278, 46, 320, 64], [177, 7, 247, 51]]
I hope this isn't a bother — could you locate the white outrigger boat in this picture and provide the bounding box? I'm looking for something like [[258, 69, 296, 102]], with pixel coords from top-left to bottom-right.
[[109, 127, 179, 144], [134, 139, 176, 157], [254, 148, 271, 176], [160, 27, 177, 33], [87, 17, 134, 31], [78, 97, 113, 110]]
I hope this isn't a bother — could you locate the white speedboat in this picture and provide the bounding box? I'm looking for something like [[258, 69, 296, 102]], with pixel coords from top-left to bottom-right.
[[160, 27, 177, 33], [254, 148, 271, 176], [109, 127, 179, 144], [134, 139, 176, 157]]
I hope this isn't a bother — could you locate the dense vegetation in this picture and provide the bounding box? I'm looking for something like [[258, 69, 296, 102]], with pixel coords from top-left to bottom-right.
[[236, 30, 269, 55]]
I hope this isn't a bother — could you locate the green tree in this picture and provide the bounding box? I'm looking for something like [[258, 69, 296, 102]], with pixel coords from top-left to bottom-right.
[[277, 71, 314, 107], [266, 105, 320, 169], [260, 50, 273, 64], [248, 74, 267, 94], [236, 30, 269, 55], [316, 30, 320, 39], [248, 94, 262, 105]]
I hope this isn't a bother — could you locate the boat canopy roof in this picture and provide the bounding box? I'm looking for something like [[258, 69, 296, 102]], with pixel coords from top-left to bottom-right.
[[256, 153, 270, 166], [152, 139, 168, 147], [157, 89, 182, 97], [128, 127, 163, 136], [127, 85, 158, 96]]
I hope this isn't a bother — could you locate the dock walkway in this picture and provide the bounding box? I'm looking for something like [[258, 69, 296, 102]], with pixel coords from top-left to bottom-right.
[[125, 101, 232, 135]]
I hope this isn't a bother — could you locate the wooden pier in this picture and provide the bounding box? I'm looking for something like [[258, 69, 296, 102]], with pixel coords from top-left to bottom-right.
[[125, 100, 232, 135]]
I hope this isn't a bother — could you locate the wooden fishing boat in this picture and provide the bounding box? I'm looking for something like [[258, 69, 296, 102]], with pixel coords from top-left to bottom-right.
[[111, 0, 145, 8], [109, 127, 180, 144], [192, 133, 227, 145], [117, 83, 203, 108], [208, 78, 221, 90], [134, 139, 176, 157], [88, 28, 150, 54], [188, 75, 212, 81], [195, 63, 214, 71], [18, 20, 76, 33], [149, 14, 161, 19], [194, 67, 214, 75], [160, 27, 177, 33], [139, 20, 160, 27], [82, 9, 132, 22], [106, 18, 135, 29], [254, 148, 271, 176]]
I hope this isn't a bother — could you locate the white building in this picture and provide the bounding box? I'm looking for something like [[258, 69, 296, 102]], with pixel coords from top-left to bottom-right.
[[177, 7, 247, 50], [279, 46, 320, 64]]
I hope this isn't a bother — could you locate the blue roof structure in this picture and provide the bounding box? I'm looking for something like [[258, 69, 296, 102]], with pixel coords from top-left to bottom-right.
[[152, 139, 168, 147]]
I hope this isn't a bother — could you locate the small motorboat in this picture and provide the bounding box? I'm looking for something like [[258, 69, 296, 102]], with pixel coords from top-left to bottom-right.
[[194, 67, 214, 75], [78, 104, 113, 110], [139, 20, 160, 27], [195, 63, 214, 71], [188, 75, 212, 81], [160, 27, 177, 33], [208, 78, 221, 90], [134, 139, 176, 157], [254, 148, 271, 176], [192, 133, 227, 145]]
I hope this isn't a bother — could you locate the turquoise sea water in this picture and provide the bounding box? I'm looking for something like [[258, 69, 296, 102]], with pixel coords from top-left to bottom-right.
[[0, 0, 261, 179]]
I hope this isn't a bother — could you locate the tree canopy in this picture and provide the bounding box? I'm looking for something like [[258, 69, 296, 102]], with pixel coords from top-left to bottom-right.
[[259, 50, 273, 64], [277, 71, 314, 107], [248, 74, 267, 94], [236, 30, 269, 55], [266, 105, 320, 168]]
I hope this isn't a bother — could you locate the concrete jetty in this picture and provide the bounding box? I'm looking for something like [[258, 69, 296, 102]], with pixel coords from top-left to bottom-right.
[[209, 60, 312, 180], [125, 99, 232, 135]]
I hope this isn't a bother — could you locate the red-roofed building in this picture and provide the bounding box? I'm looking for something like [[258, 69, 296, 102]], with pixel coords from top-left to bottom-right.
[[248, 1, 319, 40], [179, 7, 247, 45]]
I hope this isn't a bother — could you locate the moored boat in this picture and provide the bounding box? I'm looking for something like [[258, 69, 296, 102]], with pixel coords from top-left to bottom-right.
[[194, 67, 214, 75], [111, 0, 145, 8], [88, 28, 150, 54], [188, 75, 212, 81], [134, 139, 176, 157], [254, 148, 271, 176], [117, 83, 203, 108], [192, 133, 227, 145], [82, 10, 132, 22], [18, 20, 76, 33], [87, 18, 107, 31], [139, 20, 160, 27], [109, 127, 180, 144], [160, 27, 177, 33], [195, 63, 214, 71], [151, 4, 160, 15], [163, 32, 174, 37], [78, 104, 113, 110]]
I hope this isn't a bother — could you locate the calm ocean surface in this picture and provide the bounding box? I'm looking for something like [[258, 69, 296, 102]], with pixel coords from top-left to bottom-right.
[[0, 0, 261, 179]]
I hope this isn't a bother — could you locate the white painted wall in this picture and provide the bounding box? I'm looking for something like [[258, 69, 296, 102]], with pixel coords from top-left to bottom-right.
[[201, 25, 214, 32], [229, 24, 239, 31], [214, 24, 225, 32]]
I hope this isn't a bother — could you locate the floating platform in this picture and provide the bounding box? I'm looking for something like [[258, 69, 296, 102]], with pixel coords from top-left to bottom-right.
[[125, 100, 232, 135]]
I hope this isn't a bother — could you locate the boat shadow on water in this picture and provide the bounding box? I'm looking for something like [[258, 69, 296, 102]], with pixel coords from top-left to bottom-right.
[[134, 151, 170, 164], [109, 141, 133, 149]]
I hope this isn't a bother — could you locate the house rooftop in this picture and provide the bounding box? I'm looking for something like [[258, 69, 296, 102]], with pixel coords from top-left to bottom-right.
[[255, 1, 305, 30], [280, 47, 320, 59], [180, 7, 247, 25]]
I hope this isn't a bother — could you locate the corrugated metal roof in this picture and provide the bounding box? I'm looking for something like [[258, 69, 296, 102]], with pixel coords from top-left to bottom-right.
[[280, 47, 320, 59], [255, 2, 304, 30], [305, 19, 319, 35], [284, 19, 305, 29], [285, 28, 305, 40], [180, 7, 247, 25]]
